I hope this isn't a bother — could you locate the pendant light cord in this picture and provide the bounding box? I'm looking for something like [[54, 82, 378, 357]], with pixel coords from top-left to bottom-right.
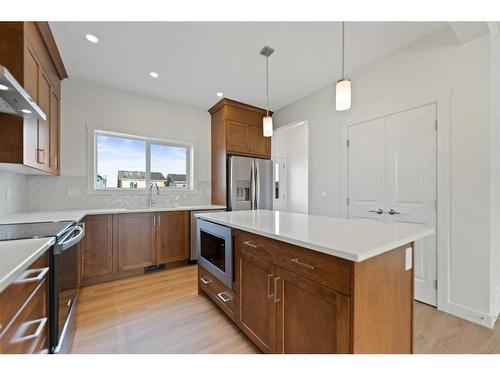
[[341, 21, 345, 79], [266, 55, 269, 116]]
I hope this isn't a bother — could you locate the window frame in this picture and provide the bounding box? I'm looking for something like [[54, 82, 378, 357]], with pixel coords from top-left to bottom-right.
[[92, 129, 193, 193]]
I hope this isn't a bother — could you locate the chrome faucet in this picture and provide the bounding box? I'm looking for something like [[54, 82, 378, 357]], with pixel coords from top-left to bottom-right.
[[148, 183, 160, 208]]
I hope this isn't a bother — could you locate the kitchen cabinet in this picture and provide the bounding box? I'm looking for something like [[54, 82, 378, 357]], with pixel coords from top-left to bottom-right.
[[117, 213, 157, 271], [156, 211, 189, 264], [208, 98, 271, 206], [0, 252, 49, 354], [200, 228, 414, 354], [81, 215, 114, 283], [0, 22, 67, 175], [238, 250, 277, 353]]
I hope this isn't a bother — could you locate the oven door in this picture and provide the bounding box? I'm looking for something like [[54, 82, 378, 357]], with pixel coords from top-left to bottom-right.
[[196, 219, 232, 288], [51, 223, 84, 353]]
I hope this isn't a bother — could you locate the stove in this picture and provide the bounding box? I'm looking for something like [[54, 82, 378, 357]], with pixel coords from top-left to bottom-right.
[[0, 221, 74, 241]]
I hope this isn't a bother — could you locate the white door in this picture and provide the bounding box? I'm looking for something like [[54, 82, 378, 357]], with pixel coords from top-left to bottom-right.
[[273, 157, 287, 211], [347, 104, 437, 306], [385, 105, 437, 306], [348, 118, 386, 222]]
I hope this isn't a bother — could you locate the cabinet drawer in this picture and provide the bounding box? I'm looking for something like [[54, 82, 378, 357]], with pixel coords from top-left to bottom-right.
[[0, 252, 49, 333], [0, 279, 49, 354], [198, 266, 237, 322], [234, 230, 352, 296]]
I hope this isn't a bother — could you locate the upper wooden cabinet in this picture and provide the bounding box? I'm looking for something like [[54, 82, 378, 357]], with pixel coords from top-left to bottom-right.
[[0, 22, 67, 175], [208, 98, 271, 205]]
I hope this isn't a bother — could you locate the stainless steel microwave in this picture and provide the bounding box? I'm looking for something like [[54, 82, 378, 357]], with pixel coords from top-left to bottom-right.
[[196, 218, 233, 288]]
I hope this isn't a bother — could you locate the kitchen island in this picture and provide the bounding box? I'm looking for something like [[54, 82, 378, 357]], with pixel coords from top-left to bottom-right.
[[195, 210, 434, 354]]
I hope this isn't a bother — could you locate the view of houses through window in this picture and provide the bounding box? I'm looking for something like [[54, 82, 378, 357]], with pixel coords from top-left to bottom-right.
[[95, 132, 190, 190]]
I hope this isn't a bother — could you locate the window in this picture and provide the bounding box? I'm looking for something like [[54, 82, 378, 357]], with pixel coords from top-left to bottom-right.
[[94, 131, 192, 190]]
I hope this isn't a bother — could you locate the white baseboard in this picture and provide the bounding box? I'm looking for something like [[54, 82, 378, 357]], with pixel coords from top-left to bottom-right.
[[445, 302, 496, 328]]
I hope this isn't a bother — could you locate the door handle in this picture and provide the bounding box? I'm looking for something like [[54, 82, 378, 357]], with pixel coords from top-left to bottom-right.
[[388, 209, 401, 215], [273, 276, 281, 303], [369, 208, 384, 215], [267, 273, 274, 298]]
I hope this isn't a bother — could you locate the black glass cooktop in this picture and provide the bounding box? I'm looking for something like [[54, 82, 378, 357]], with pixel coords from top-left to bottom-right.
[[0, 221, 74, 241]]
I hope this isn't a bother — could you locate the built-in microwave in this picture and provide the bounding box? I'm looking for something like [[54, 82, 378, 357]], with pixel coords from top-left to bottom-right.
[[196, 218, 233, 288]]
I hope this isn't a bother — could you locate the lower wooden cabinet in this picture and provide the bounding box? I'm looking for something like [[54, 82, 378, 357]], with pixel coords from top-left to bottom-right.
[[0, 252, 49, 354], [81, 211, 191, 286], [156, 211, 189, 264], [81, 214, 114, 283], [238, 250, 277, 353], [275, 267, 350, 354], [117, 213, 157, 271]]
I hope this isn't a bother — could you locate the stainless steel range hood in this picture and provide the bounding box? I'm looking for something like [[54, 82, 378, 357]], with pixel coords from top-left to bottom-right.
[[0, 65, 46, 121]]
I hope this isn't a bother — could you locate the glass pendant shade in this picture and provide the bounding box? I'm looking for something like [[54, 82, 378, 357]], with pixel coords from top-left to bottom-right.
[[263, 116, 273, 137], [335, 79, 351, 111]]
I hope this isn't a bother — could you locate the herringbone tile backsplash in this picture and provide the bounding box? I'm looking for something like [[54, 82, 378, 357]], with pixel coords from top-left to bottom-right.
[[26, 175, 211, 211]]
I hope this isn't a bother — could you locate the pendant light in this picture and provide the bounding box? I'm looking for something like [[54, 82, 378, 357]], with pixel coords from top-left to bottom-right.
[[260, 46, 275, 137], [336, 22, 351, 111]]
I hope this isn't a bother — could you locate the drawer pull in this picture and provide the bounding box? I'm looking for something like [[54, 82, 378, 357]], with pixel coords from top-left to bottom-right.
[[267, 273, 274, 298], [200, 276, 212, 284], [14, 267, 49, 285], [290, 258, 316, 270], [243, 241, 258, 249], [217, 292, 232, 303], [273, 277, 281, 303], [12, 317, 47, 344]]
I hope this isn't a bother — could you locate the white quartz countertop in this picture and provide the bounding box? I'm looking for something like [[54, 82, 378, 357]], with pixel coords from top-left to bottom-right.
[[196, 210, 434, 262], [0, 205, 226, 225], [0, 237, 55, 294]]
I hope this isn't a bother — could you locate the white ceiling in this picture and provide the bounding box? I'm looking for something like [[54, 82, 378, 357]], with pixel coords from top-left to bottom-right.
[[50, 22, 449, 111]]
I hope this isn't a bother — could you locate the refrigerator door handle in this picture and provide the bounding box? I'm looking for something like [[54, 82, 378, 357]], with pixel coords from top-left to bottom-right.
[[250, 161, 255, 210], [255, 161, 260, 210]]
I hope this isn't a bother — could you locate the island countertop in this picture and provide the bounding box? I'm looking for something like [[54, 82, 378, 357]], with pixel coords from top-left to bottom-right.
[[195, 209, 434, 262]]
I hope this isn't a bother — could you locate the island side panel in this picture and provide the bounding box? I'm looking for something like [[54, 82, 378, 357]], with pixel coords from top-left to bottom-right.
[[351, 243, 414, 354]]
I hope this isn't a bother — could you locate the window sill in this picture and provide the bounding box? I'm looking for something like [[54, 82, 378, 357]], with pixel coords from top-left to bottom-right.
[[86, 188, 198, 195]]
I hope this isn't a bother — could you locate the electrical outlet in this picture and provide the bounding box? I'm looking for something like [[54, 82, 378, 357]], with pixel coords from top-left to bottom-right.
[[67, 188, 80, 198]]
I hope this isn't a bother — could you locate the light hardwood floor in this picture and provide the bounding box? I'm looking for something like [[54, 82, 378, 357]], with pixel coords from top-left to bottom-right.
[[71, 264, 500, 354]]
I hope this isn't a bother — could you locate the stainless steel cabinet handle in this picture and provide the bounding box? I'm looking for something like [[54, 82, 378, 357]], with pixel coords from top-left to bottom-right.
[[217, 292, 232, 303], [368, 208, 384, 214], [200, 276, 212, 284], [243, 240, 258, 249], [267, 273, 274, 298], [273, 277, 281, 303], [153, 215, 156, 227], [388, 209, 401, 215], [290, 258, 316, 270], [12, 317, 47, 343], [14, 267, 49, 285]]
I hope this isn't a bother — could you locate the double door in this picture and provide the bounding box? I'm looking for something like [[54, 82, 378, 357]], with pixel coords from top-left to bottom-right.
[[347, 104, 437, 305], [238, 250, 350, 353]]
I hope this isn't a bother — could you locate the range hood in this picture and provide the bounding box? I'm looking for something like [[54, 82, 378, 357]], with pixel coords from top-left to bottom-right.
[[0, 65, 46, 121]]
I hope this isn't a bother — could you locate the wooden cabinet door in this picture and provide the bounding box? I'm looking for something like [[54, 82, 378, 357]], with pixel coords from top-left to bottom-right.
[[238, 250, 277, 353], [156, 211, 189, 264], [117, 213, 156, 271], [248, 125, 270, 158], [36, 70, 50, 168], [23, 43, 39, 102], [22, 43, 39, 168], [226, 120, 249, 154], [49, 89, 59, 173], [81, 215, 114, 280], [275, 267, 351, 354]]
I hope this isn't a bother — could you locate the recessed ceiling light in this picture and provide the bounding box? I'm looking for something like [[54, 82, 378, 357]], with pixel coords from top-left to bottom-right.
[[0, 84, 8, 91], [85, 34, 99, 43], [150, 72, 159, 78], [20, 109, 32, 114], [216, 92, 223, 97]]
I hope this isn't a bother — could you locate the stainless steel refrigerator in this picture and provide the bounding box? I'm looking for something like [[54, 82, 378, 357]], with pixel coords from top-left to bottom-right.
[[228, 155, 273, 211]]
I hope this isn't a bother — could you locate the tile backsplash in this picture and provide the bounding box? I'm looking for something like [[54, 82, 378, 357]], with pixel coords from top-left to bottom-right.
[[0, 170, 28, 216], [25, 175, 211, 211]]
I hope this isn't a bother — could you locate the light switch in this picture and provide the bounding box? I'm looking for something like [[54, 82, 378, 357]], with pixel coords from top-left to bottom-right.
[[321, 191, 329, 198], [405, 247, 412, 271]]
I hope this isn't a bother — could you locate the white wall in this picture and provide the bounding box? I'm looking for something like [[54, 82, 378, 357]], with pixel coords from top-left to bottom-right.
[[26, 78, 212, 210], [274, 27, 494, 325], [284, 124, 309, 214]]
